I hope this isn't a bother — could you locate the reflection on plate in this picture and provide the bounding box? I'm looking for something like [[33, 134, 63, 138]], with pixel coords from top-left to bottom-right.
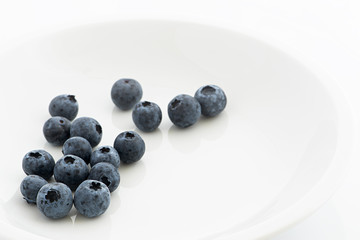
[[0, 20, 354, 240]]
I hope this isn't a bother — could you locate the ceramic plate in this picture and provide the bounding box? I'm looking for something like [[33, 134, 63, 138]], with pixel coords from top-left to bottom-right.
[[0, 20, 355, 240]]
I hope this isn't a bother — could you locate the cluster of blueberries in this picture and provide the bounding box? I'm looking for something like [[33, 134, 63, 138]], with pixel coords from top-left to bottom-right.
[[20, 78, 226, 220]]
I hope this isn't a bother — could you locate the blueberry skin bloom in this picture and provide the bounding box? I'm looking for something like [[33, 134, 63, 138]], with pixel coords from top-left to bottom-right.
[[49, 94, 79, 121], [132, 101, 162, 132], [74, 180, 111, 218], [54, 155, 89, 191], [113, 131, 145, 164], [36, 182, 73, 219], [167, 94, 201, 128], [20, 175, 48, 204], [70, 117, 102, 147], [194, 85, 227, 117], [111, 78, 143, 110], [43, 116, 71, 146], [62, 136, 92, 165], [90, 145, 120, 168], [22, 150, 55, 180], [88, 162, 120, 192]]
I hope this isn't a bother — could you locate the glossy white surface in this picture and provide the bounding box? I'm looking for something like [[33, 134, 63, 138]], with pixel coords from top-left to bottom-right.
[[0, 20, 355, 240]]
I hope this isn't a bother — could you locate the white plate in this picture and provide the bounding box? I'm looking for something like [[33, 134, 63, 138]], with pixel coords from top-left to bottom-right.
[[0, 20, 355, 240]]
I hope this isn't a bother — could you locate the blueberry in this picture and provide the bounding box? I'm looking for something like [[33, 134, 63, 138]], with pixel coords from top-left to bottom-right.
[[20, 175, 48, 204], [167, 94, 201, 128], [70, 117, 102, 147], [113, 131, 145, 164], [49, 94, 79, 121], [62, 137, 92, 165], [36, 182, 73, 219], [54, 155, 89, 191], [194, 85, 227, 117], [88, 162, 120, 192], [132, 101, 162, 132], [22, 150, 55, 180], [90, 146, 120, 168], [111, 78, 143, 110], [43, 116, 71, 146], [74, 180, 110, 218]]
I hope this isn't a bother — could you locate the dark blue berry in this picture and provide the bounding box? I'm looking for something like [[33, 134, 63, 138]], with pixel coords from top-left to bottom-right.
[[49, 94, 79, 121], [43, 116, 71, 146], [113, 131, 145, 164], [111, 78, 143, 110], [70, 117, 102, 147], [54, 155, 89, 191], [132, 101, 162, 132], [74, 180, 110, 218], [62, 136, 92, 165], [167, 94, 201, 128], [20, 175, 48, 204], [90, 145, 120, 168], [194, 85, 227, 117], [36, 182, 73, 219], [88, 162, 120, 192], [22, 150, 55, 180]]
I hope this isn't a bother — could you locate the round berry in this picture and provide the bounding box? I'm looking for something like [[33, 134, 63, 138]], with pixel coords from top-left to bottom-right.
[[113, 131, 145, 164], [194, 85, 227, 117], [49, 94, 79, 121], [54, 155, 89, 191], [43, 116, 71, 146], [74, 180, 111, 218], [22, 150, 55, 180], [70, 117, 102, 147], [62, 136, 92, 165], [90, 146, 120, 168], [132, 101, 162, 132], [36, 182, 73, 219], [167, 94, 201, 128], [111, 78, 143, 110], [20, 175, 48, 204], [88, 162, 120, 192]]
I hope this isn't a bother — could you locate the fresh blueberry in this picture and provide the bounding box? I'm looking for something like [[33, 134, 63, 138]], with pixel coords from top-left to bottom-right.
[[88, 162, 120, 192], [74, 180, 110, 218], [49, 94, 79, 121], [70, 117, 102, 147], [62, 136, 92, 165], [54, 155, 89, 191], [90, 146, 120, 168], [194, 85, 227, 117], [167, 94, 201, 128], [111, 78, 143, 110], [113, 131, 145, 164], [132, 101, 162, 132], [36, 182, 73, 219], [43, 116, 71, 146], [22, 150, 55, 180], [20, 175, 48, 204]]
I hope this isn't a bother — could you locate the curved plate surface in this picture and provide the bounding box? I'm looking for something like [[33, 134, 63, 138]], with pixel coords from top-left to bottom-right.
[[0, 20, 354, 240]]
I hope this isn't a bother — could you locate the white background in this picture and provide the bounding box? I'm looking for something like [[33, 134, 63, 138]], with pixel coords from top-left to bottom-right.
[[1, 1, 359, 239]]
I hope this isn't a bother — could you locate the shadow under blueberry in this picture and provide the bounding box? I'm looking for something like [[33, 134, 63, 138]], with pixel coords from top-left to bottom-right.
[[42, 142, 63, 160], [167, 110, 229, 153], [4, 189, 74, 240], [118, 160, 146, 188], [107, 190, 121, 215], [135, 127, 163, 152], [72, 208, 112, 239], [111, 106, 135, 131], [197, 110, 229, 141], [5, 187, 116, 239]]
